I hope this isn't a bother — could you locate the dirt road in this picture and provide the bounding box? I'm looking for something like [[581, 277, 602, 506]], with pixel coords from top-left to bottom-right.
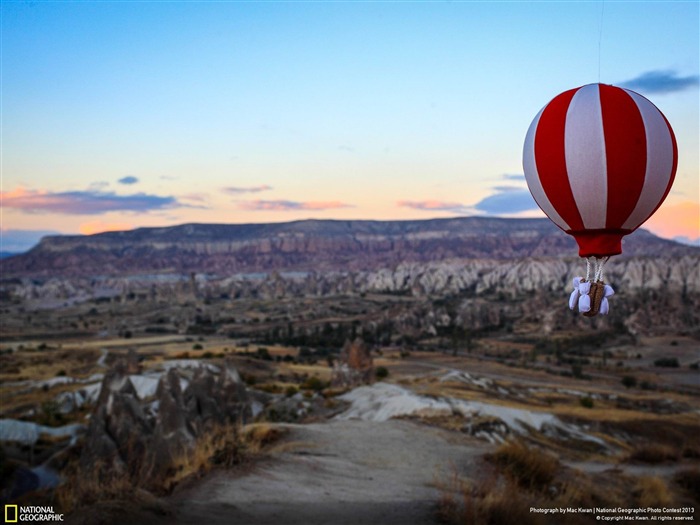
[[167, 419, 488, 525]]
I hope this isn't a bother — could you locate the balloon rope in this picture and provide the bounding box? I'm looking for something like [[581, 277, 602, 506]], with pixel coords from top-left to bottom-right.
[[594, 256, 610, 282], [585, 257, 592, 282]]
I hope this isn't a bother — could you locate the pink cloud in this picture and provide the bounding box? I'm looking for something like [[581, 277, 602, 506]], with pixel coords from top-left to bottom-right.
[[180, 193, 209, 203], [1, 187, 182, 215], [238, 199, 352, 211]]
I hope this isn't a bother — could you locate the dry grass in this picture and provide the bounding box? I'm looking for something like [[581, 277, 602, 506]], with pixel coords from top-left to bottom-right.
[[487, 440, 559, 491], [240, 423, 287, 455], [56, 422, 286, 514], [634, 476, 674, 507], [437, 470, 544, 525], [438, 443, 692, 525], [56, 459, 136, 513], [280, 363, 332, 380]]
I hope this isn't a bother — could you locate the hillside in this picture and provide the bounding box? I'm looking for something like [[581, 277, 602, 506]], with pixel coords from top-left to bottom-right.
[[0, 217, 692, 278]]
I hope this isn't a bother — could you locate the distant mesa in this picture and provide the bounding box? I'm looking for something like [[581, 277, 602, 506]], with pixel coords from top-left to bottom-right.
[[0, 217, 694, 278]]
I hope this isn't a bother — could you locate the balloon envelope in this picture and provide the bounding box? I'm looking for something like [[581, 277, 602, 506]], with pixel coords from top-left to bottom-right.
[[523, 83, 677, 258]]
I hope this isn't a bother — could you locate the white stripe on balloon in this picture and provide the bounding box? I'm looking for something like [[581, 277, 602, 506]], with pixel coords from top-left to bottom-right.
[[565, 84, 608, 230]]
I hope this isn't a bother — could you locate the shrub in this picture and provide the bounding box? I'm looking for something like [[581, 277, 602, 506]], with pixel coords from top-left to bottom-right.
[[256, 347, 272, 361], [285, 386, 298, 398], [192, 343, 203, 350], [38, 400, 64, 426], [621, 375, 637, 388], [654, 357, 680, 368], [579, 396, 594, 409], [300, 376, 327, 392], [375, 366, 389, 379]]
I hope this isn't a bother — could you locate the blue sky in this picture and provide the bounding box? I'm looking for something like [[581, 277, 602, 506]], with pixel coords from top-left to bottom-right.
[[2, 0, 698, 252]]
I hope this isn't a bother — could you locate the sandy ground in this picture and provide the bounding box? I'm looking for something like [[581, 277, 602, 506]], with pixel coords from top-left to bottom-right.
[[165, 419, 489, 525]]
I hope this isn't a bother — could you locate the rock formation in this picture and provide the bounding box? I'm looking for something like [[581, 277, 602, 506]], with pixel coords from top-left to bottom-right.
[[80, 357, 251, 487], [331, 338, 374, 388]]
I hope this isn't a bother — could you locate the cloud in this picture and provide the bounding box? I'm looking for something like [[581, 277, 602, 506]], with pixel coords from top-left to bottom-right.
[[88, 181, 110, 191], [491, 185, 525, 193], [473, 188, 538, 215], [118, 176, 139, 185], [1, 187, 184, 215], [501, 174, 525, 181], [180, 193, 209, 203], [620, 70, 699, 94], [399, 183, 539, 217], [397, 200, 469, 213], [223, 185, 273, 194], [0, 229, 60, 253], [238, 199, 352, 211]]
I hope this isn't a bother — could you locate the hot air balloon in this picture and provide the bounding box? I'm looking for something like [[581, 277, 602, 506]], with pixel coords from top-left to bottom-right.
[[523, 83, 678, 317]]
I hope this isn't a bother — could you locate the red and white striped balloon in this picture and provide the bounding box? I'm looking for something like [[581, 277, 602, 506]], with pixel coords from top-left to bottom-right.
[[523, 83, 678, 258]]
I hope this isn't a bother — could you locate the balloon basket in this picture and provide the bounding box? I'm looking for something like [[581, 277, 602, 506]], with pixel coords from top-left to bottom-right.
[[568, 257, 614, 318], [582, 281, 605, 317]]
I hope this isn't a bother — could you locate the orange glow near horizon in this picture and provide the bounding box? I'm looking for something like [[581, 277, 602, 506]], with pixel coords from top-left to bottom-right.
[[79, 221, 134, 236], [644, 200, 700, 241]]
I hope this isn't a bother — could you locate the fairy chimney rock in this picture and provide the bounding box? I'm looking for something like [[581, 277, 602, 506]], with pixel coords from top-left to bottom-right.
[[331, 338, 373, 388]]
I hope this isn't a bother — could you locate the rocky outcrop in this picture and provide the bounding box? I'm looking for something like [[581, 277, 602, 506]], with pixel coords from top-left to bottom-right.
[[2, 252, 698, 338], [5, 255, 699, 305], [184, 365, 250, 432], [331, 338, 374, 388], [80, 358, 251, 486], [82, 359, 152, 477]]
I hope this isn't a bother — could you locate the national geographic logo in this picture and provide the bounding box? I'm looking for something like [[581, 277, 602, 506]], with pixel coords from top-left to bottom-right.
[[4, 505, 64, 522]]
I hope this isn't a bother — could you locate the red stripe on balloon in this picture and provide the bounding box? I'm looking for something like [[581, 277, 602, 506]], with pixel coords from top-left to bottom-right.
[[534, 88, 585, 232], [599, 85, 647, 228]]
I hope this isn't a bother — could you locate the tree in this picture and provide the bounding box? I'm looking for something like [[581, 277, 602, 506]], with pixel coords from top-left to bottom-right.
[[621, 375, 637, 389]]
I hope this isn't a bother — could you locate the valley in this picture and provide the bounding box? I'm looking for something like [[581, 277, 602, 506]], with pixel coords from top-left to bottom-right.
[[1, 218, 698, 523]]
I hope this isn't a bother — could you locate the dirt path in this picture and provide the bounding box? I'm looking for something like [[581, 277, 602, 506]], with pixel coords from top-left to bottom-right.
[[167, 419, 489, 525]]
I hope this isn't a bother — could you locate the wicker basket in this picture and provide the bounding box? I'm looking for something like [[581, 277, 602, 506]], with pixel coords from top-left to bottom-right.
[[582, 281, 605, 317]]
